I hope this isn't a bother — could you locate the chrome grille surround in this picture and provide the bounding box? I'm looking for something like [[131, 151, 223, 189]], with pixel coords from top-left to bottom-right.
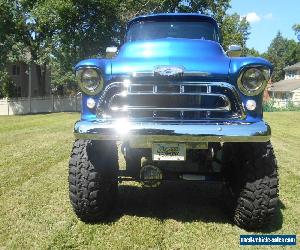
[[96, 80, 245, 121]]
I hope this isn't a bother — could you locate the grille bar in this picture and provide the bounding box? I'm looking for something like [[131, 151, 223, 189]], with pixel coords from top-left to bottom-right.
[[109, 93, 231, 112]]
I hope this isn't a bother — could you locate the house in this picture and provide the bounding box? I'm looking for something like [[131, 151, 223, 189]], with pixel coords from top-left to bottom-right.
[[284, 62, 300, 80], [7, 62, 51, 97], [268, 62, 300, 107]]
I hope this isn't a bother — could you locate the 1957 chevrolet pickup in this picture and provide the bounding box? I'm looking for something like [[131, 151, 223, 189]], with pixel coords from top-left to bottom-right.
[[69, 13, 278, 230]]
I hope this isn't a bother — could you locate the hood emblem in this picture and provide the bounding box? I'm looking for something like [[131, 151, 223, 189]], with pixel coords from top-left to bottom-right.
[[153, 65, 185, 77]]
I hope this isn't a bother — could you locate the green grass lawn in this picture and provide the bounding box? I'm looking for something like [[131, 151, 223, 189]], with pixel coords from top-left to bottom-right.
[[0, 112, 299, 249]]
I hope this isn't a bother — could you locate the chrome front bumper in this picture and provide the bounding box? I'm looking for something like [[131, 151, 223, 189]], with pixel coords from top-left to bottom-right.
[[74, 119, 271, 148]]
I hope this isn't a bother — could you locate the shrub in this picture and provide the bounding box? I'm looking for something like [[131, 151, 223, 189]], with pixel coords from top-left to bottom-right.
[[263, 100, 279, 112], [263, 99, 300, 112], [283, 100, 300, 111]]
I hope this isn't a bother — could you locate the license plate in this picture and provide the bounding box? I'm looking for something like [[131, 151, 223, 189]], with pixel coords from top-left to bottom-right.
[[152, 143, 186, 161]]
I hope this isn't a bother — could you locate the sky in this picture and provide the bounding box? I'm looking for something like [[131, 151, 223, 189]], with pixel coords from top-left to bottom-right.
[[229, 0, 299, 53]]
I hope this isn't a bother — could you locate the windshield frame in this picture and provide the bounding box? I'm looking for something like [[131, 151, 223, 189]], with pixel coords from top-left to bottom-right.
[[125, 20, 219, 43], [125, 14, 220, 44]]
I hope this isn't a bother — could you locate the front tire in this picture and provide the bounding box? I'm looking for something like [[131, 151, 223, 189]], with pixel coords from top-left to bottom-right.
[[69, 139, 118, 222], [223, 141, 279, 230]]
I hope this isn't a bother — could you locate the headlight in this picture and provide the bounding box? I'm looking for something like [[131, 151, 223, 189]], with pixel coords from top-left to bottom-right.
[[237, 67, 270, 96], [76, 67, 104, 95]]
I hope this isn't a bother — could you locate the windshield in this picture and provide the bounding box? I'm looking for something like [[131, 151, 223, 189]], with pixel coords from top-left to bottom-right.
[[126, 21, 219, 42]]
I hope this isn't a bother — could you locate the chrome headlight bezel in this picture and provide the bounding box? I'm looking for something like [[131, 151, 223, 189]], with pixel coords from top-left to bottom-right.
[[237, 66, 270, 96], [76, 67, 104, 95]]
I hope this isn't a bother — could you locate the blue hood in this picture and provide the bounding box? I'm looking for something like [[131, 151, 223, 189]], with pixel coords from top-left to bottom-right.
[[111, 38, 230, 79]]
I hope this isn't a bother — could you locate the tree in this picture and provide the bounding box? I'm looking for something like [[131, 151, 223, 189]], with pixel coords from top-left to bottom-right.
[[43, 0, 121, 86], [0, 1, 22, 67], [292, 24, 300, 35], [293, 23, 300, 43], [0, 0, 122, 93], [264, 31, 300, 82], [0, 71, 16, 98], [118, 0, 230, 24], [242, 47, 260, 57], [117, 0, 248, 49], [0, 0, 251, 96], [0, 0, 52, 96], [220, 13, 250, 49], [21, 0, 249, 87]]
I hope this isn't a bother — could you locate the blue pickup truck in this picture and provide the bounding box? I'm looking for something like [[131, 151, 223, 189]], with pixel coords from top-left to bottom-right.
[[69, 13, 278, 230]]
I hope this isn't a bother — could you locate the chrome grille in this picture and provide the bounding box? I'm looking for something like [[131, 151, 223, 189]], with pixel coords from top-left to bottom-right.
[[97, 80, 245, 120]]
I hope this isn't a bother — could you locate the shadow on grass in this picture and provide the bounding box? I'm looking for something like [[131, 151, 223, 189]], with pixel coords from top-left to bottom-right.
[[106, 183, 284, 232]]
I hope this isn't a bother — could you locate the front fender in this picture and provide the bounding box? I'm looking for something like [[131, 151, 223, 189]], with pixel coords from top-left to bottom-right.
[[75, 58, 112, 78], [229, 57, 273, 121], [229, 57, 272, 80]]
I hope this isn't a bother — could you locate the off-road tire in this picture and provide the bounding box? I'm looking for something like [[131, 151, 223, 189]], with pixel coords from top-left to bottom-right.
[[69, 139, 118, 222], [223, 141, 279, 230]]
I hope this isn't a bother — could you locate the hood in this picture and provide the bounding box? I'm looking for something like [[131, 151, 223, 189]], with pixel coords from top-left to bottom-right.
[[111, 38, 230, 79]]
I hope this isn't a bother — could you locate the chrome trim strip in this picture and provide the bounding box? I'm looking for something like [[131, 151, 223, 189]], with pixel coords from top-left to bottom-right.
[[113, 92, 229, 96], [74, 120, 271, 146], [132, 71, 211, 77], [110, 107, 230, 112], [97, 81, 246, 119], [184, 72, 211, 77]]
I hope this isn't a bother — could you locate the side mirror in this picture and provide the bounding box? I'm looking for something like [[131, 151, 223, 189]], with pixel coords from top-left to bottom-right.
[[226, 45, 242, 57], [106, 46, 118, 58]]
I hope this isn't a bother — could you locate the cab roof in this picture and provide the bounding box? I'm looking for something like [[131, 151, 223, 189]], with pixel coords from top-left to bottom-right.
[[127, 13, 219, 29]]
